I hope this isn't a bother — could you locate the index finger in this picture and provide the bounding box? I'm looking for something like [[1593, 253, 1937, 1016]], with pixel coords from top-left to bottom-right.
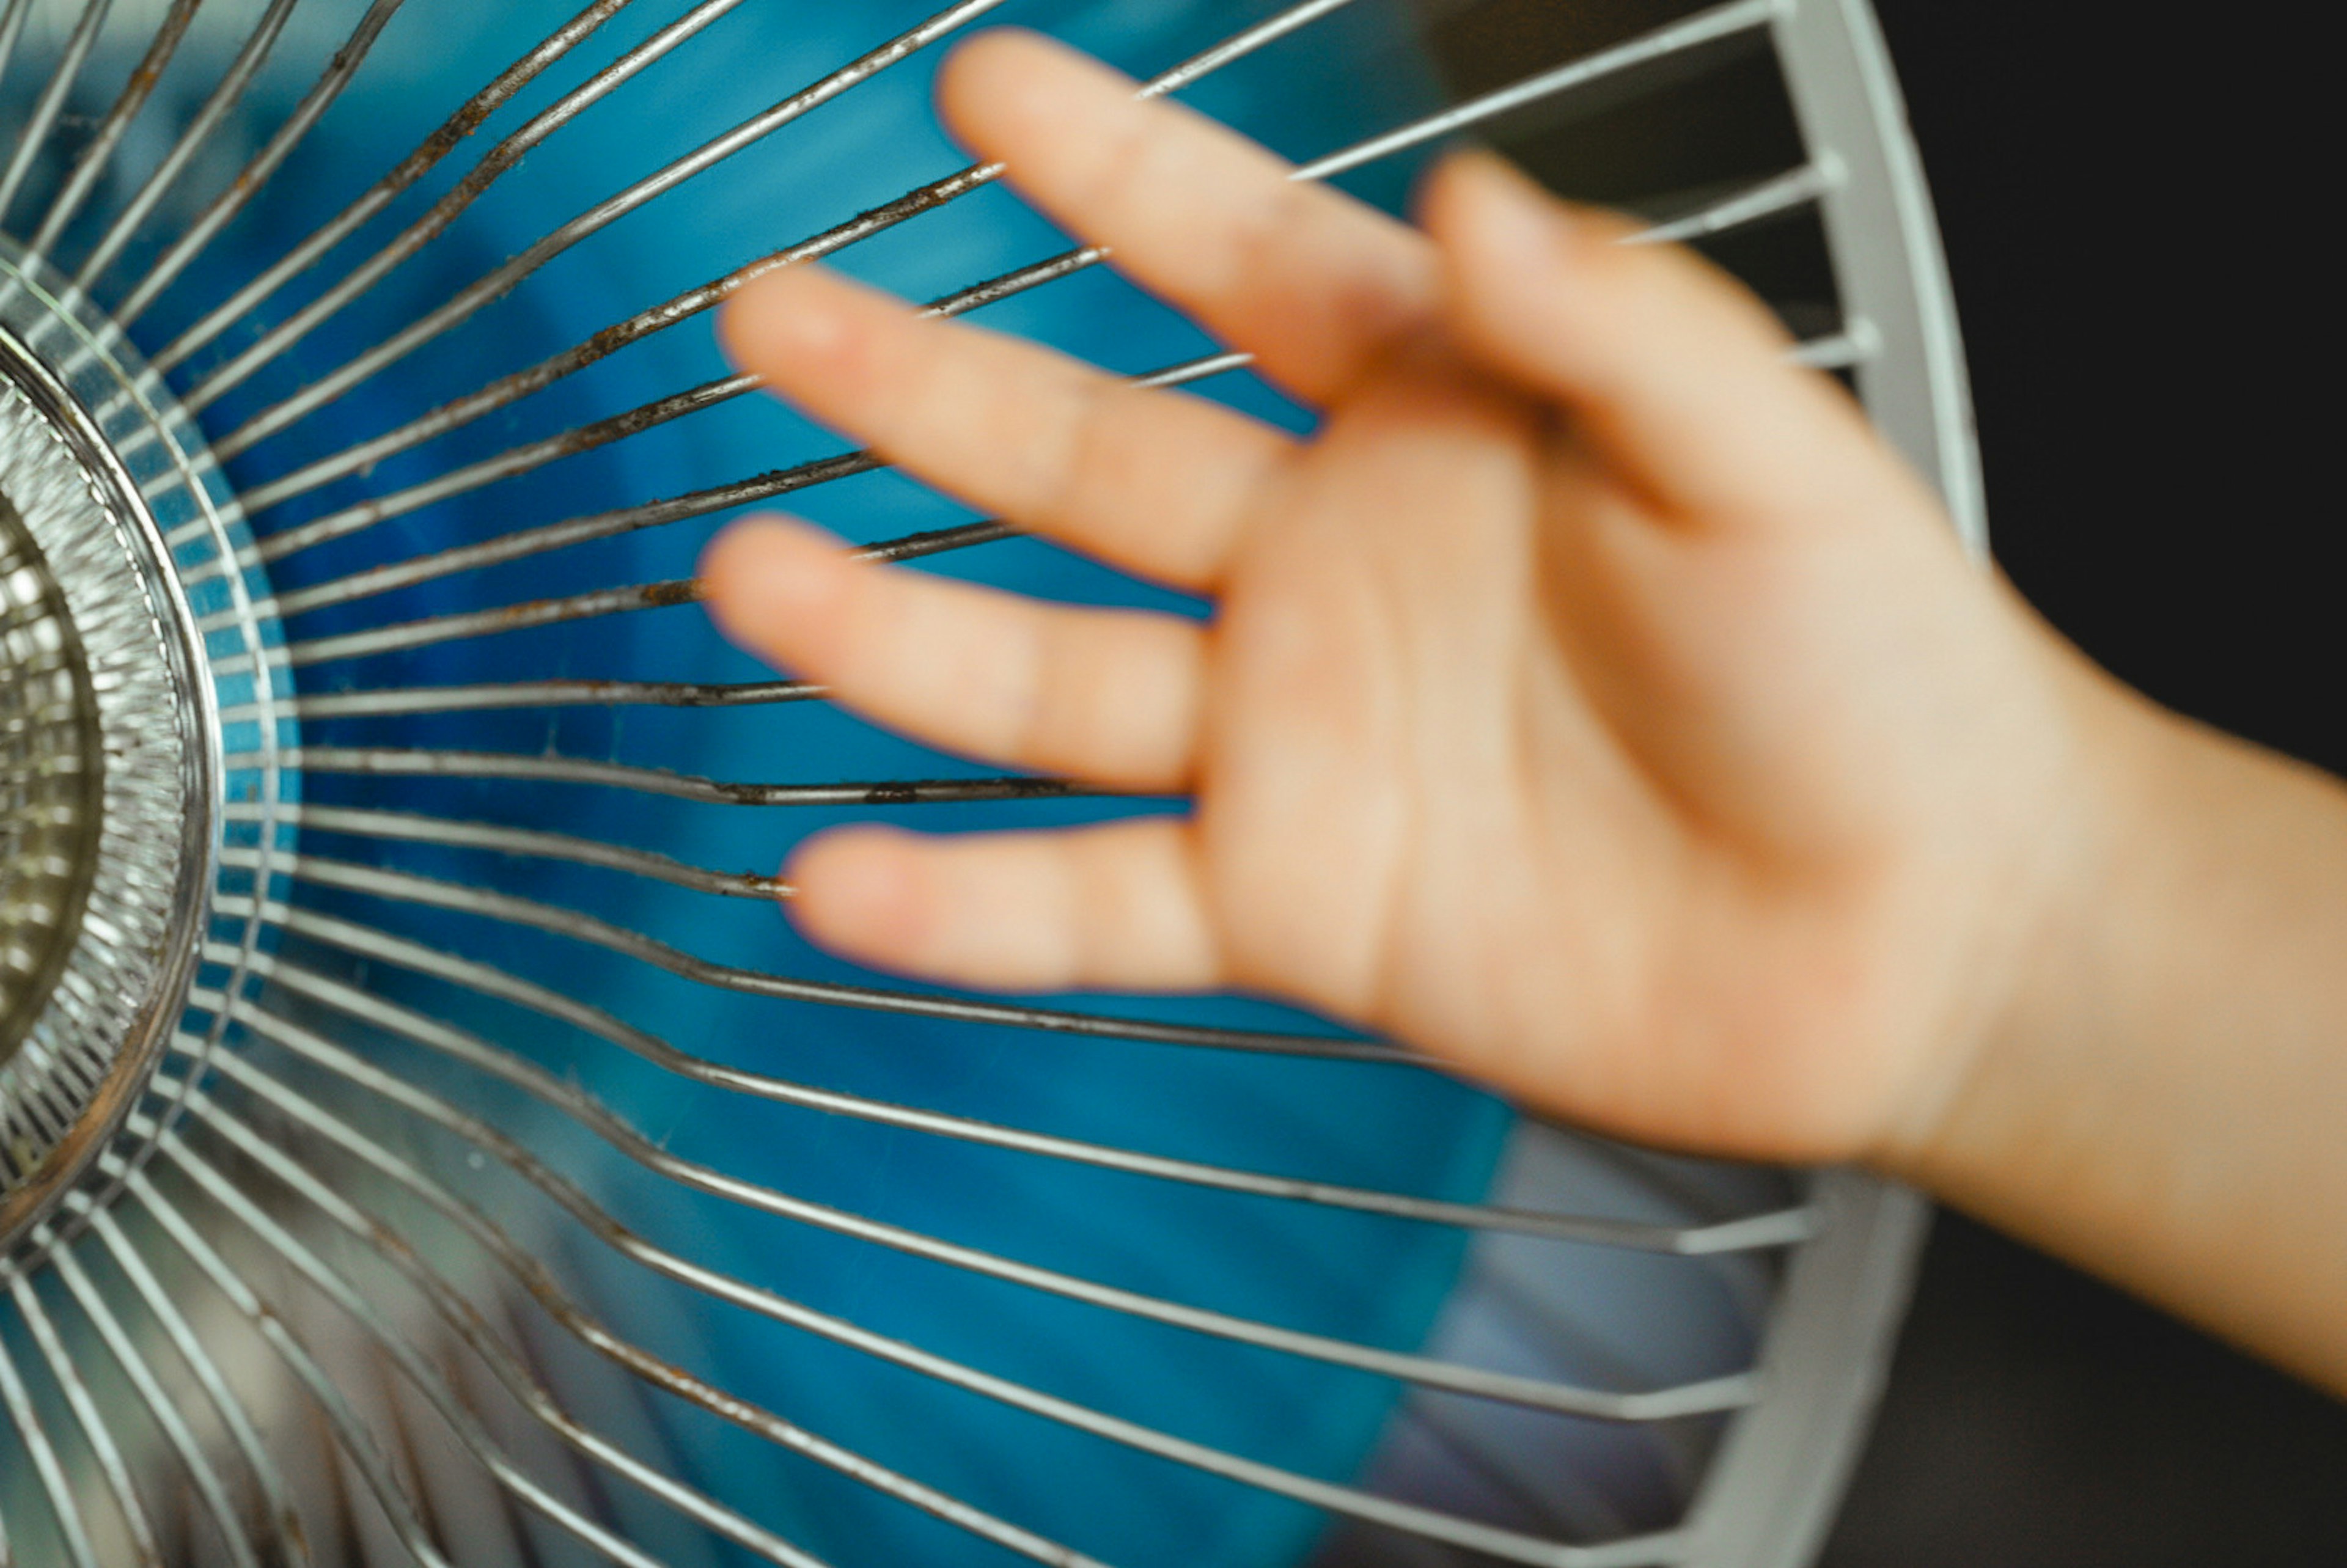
[[938, 29, 1439, 404]]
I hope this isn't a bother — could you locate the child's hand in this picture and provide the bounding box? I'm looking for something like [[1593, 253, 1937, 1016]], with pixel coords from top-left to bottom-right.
[[702, 30, 2103, 1167], [706, 26, 2347, 1393]]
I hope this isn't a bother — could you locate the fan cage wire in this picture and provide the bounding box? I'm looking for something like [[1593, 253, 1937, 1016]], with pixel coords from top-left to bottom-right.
[[0, 1, 1975, 1566]]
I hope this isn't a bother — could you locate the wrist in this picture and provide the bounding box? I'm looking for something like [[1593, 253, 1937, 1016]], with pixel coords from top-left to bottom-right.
[[1843, 607, 2347, 1388], [1868, 632, 2161, 1190]]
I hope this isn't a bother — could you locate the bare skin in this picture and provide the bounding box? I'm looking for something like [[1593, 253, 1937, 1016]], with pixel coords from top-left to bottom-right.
[[702, 31, 2347, 1394]]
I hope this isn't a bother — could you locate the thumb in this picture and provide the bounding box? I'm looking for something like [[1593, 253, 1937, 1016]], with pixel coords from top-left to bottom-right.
[[1422, 150, 1897, 531]]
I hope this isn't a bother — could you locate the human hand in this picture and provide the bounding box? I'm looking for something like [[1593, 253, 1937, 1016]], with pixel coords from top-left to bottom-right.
[[701, 29, 2110, 1169]]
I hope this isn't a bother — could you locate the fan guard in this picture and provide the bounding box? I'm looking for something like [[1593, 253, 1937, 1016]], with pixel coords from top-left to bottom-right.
[[0, 2, 1972, 1566]]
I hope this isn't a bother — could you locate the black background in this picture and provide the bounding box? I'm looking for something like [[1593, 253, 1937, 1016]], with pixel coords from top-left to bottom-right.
[[1815, 5, 2347, 1565]]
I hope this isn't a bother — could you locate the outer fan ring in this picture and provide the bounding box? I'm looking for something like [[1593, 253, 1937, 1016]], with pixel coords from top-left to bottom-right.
[[1688, 2, 1978, 1561]]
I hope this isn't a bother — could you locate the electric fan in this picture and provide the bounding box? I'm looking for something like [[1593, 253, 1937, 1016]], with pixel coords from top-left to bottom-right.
[[0, 1, 1977, 1564]]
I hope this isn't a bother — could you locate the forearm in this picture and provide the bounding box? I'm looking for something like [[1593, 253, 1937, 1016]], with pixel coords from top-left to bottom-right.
[[1896, 664, 2347, 1393]]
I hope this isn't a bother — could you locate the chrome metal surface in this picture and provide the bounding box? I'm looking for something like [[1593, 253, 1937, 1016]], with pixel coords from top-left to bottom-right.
[[0, 250, 226, 1263]]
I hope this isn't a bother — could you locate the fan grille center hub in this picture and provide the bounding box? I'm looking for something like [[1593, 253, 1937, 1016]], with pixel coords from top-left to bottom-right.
[[0, 248, 249, 1261], [0, 490, 99, 1055]]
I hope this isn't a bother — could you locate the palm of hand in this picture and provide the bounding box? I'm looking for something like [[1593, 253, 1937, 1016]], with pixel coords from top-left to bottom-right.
[[704, 31, 2082, 1165]]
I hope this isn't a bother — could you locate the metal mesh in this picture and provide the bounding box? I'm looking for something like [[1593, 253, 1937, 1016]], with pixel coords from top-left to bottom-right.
[[0, 484, 92, 1054], [0, 3, 1969, 1565]]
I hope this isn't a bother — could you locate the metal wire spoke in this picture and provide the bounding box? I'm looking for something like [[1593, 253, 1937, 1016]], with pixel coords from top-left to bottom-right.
[[254, 453, 887, 615], [204, 914, 1818, 1256], [226, 860, 1414, 1060], [1792, 327, 1875, 371], [115, 1165, 465, 1568], [7, 1271, 163, 1568], [156, 1050, 1691, 1568], [1632, 163, 1835, 248], [206, 989, 1758, 1423], [166, 1082, 837, 1568], [205, 0, 1013, 460], [210, 930, 1628, 1247], [825, 0, 1785, 366], [77, 1206, 314, 1568], [18, 0, 207, 266], [136, 0, 638, 362], [271, 752, 1089, 805], [215, 877, 1407, 1063], [181, 1060, 1112, 1568], [65, 0, 306, 301], [278, 579, 706, 669], [270, 676, 824, 722], [843, 158, 1834, 453], [239, 802, 792, 899], [103, 0, 411, 331], [167, 0, 748, 402], [39, 1236, 262, 1568], [0, 0, 34, 100], [0, 0, 117, 224], [0, 1324, 105, 1568], [226, 324, 1240, 582], [248, 371, 763, 565]]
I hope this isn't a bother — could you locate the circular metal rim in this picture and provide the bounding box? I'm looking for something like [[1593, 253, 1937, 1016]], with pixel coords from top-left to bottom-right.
[[1681, 0, 1978, 1560], [0, 334, 212, 1259], [0, 249, 235, 1270]]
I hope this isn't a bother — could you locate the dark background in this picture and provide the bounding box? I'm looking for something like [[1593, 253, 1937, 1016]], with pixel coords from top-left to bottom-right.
[[1815, 5, 2347, 1565]]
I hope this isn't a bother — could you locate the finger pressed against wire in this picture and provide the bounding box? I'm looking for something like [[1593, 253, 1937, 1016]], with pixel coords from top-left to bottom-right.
[[723, 263, 1290, 591], [938, 29, 1439, 405], [702, 518, 1205, 791], [787, 818, 1225, 995]]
